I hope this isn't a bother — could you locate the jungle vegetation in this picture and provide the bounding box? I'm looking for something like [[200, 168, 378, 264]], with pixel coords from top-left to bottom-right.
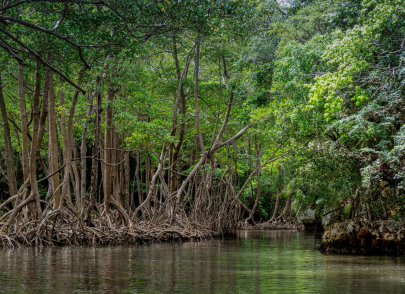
[[0, 0, 404, 245]]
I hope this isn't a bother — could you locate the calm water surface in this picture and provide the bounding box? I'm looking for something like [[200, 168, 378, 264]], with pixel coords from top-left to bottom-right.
[[0, 230, 404, 293]]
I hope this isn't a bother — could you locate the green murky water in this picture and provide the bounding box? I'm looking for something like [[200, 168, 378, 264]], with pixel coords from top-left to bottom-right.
[[0, 230, 404, 293]]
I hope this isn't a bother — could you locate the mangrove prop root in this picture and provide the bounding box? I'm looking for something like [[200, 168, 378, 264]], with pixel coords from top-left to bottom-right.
[[0, 210, 237, 248]]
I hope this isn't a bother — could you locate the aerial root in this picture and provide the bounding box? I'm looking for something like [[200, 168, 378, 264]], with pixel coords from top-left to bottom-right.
[[0, 210, 231, 247]]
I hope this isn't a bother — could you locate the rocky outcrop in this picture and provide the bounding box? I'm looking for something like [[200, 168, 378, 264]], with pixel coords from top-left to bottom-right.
[[298, 209, 324, 231], [320, 220, 405, 255]]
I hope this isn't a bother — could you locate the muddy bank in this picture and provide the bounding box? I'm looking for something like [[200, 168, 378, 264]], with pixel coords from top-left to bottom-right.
[[320, 220, 405, 255]]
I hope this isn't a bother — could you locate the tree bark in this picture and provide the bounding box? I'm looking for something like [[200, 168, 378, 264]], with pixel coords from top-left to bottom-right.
[[103, 77, 115, 214], [168, 34, 189, 194], [0, 73, 18, 203], [245, 139, 261, 223], [269, 165, 282, 222], [28, 64, 43, 218], [80, 90, 94, 212], [59, 66, 87, 209], [37, 68, 51, 200], [124, 148, 130, 211], [86, 77, 102, 226], [48, 70, 62, 209], [193, 34, 205, 154], [135, 152, 142, 206], [134, 147, 167, 218], [17, 61, 30, 183]]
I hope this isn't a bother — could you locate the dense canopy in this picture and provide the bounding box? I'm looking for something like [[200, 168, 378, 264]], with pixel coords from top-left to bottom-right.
[[0, 0, 404, 245]]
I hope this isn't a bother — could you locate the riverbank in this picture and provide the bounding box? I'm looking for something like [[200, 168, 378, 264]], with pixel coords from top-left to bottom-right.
[[320, 220, 405, 255], [0, 220, 228, 248], [0, 216, 301, 248]]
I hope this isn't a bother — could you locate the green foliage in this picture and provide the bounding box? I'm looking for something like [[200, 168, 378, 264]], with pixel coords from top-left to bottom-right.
[[237, 0, 405, 219], [1, 0, 404, 223]]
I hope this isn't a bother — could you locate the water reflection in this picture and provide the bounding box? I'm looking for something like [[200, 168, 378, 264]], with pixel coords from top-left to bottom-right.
[[0, 230, 404, 293]]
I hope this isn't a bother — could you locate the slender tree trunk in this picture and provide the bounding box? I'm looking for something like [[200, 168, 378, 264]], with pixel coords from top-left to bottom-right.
[[134, 147, 167, 218], [125, 150, 130, 211], [280, 194, 292, 219], [172, 35, 204, 220], [0, 74, 18, 203], [48, 71, 62, 209], [103, 81, 115, 214], [135, 152, 142, 206], [145, 153, 150, 199], [193, 34, 205, 154], [80, 91, 94, 212], [112, 129, 120, 203], [37, 70, 50, 152], [29, 65, 43, 218], [269, 165, 281, 222], [58, 66, 87, 209], [268, 167, 273, 220], [168, 34, 189, 194], [246, 139, 261, 223], [17, 62, 30, 183], [38, 69, 51, 200], [71, 145, 81, 206], [86, 78, 102, 226], [59, 81, 69, 167]]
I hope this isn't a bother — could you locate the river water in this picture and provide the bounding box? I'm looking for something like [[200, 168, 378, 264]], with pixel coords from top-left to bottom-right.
[[0, 230, 404, 293]]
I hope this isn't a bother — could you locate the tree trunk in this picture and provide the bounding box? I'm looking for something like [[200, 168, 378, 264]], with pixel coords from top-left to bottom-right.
[[124, 150, 130, 211], [246, 139, 261, 223], [58, 66, 87, 209], [71, 145, 81, 206], [48, 71, 62, 209], [80, 91, 94, 212], [135, 152, 142, 206], [103, 81, 115, 214], [280, 194, 292, 219], [168, 34, 189, 194], [269, 165, 281, 222], [134, 147, 167, 218], [0, 73, 18, 203], [17, 62, 30, 183], [37, 69, 50, 153], [37, 69, 51, 200], [112, 129, 120, 203], [28, 65, 43, 218], [86, 78, 102, 226]]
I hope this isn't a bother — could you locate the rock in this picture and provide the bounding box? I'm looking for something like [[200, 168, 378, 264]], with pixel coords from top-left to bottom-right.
[[385, 233, 395, 241], [322, 214, 331, 228], [346, 222, 355, 233], [320, 220, 405, 255], [386, 220, 397, 233], [299, 209, 323, 231], [321, 211, 337, 228], [299, 209, 315, 223]]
